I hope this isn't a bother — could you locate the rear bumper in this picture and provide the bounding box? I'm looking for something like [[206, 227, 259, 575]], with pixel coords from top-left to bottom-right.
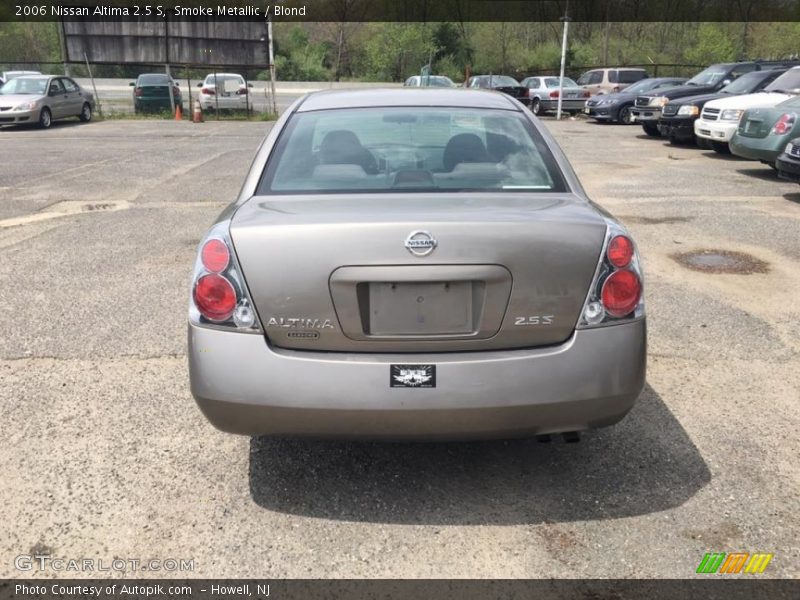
[[776, 152, 800, 182], [134, 97, 182, 111], [540, 99, 586, 112], [199, 94, 252, 110], [189, 319, 647, 440], [730, 135, 782, 163], [694, 118, 737, 142]]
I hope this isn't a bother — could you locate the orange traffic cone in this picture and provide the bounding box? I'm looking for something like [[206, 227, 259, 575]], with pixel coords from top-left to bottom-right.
[[175, 104, 182, 120], [192, 101, 203, 123]]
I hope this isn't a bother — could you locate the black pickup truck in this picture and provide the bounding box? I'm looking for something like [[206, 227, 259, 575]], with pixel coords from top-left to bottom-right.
[[632, 61, 795, 137], [659, 68, 787, 144]]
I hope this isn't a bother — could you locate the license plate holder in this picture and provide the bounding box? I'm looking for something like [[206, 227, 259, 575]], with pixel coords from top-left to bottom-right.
[[368, 281, 473, 336]]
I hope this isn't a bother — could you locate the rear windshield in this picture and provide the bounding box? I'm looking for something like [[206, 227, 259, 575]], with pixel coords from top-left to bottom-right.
[[471, 76, 519, 88], [258, 107, 567, 194], [138, 74, 171, 85], [205, 75, 244, 85], [544, 77, 578, 88]]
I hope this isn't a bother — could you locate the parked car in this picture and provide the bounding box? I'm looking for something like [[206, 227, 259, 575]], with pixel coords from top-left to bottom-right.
[[130, 73, 182, 114], [576, 67, 648, 96], [467, 75, 530, 106], [0, 75, 94, 128], [660, 68, 786, 145], [632, 62, 789, 137], [196, 73, 253, 112], [404, 75, 456, 88], [585, 77, 688, 124], [520, 76, 588, 115], [188, 88, 646, 440], [730, 95, 800, 168], [695, 66, 800, 153], [776, 136, 800, 183]]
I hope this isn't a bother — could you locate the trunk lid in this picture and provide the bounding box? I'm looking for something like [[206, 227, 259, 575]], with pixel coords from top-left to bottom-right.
[[231, 193, 606, 352]]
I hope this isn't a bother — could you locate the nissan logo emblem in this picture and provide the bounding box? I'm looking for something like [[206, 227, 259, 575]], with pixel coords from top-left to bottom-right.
[[404, 230, 437, 256]]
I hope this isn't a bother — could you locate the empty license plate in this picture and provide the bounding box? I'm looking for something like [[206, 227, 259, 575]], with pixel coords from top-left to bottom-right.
[[369, 281, 473, 336]]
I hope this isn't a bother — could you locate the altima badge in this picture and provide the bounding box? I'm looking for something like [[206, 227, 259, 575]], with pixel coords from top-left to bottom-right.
[[405, 230, 437, 256]]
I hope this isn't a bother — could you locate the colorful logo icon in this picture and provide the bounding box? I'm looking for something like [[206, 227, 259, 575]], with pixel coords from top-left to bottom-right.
[[696, 552, 773, 574]]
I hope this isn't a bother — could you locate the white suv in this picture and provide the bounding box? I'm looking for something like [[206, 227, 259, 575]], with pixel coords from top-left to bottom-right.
[[695, 66, 800, 152]]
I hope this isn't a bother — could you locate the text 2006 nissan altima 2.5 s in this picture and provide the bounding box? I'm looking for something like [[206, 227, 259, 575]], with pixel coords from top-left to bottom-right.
[[188, 89, 646, 441]]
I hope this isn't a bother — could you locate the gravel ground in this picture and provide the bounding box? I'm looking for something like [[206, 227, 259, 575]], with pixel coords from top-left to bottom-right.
[[0, 114, 798, 579]]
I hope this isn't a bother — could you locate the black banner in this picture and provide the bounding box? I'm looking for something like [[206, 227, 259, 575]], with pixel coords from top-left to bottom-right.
[[1, 580, 799, 600], [3, 0, 800, 22]]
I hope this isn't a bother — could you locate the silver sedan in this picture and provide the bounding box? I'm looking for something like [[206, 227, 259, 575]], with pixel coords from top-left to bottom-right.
[[188, 88, 646, 441], [0, 75, 94, 128]]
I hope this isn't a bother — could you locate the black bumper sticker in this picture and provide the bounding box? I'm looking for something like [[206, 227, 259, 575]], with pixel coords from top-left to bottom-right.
[[390, 364, 436, 388]]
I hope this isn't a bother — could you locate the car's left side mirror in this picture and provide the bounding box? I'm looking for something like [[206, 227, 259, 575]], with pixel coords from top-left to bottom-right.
[[248, 83, 254, 88], [196, 83, 203, 87], [721, 79, 732, 86]]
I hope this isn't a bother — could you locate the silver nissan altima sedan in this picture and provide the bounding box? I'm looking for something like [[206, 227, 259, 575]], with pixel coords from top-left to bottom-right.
[[188, 88, 646, 441], [0, 75, 94, 128]]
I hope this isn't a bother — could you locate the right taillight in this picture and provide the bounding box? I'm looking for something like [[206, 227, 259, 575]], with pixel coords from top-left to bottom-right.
[[607, 235, 634, 268], [189, 222, 261, 332], [601, 270, 642, 317], [577, 223, 644, 328], [772, 113, 796, 135]]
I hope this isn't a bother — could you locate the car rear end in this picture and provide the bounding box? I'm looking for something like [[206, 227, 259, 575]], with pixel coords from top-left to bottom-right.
[[134, 75, 181, 113], [199, 75, 252, 111], [187, 92, 646, 440], [541, 87, 590, 113], [731, 108, 798, 165]]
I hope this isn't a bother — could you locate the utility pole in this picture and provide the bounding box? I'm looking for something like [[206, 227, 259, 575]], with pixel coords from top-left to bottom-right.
[[57, 19, 70, 76], [556, 1, 571, 121], [267, 17, 277, 115]]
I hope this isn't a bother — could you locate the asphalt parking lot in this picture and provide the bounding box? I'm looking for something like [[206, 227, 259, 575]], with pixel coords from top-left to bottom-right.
[[1, 115, 798, 579]]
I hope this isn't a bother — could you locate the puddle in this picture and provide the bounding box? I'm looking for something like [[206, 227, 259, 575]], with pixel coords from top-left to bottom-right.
[[672, 249, 769, 274], [621, 216, 692, 225]]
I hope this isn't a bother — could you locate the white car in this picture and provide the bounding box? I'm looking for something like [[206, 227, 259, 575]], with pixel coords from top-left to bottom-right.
[[196, 73, 253, 112], [694, 66, 800, 152]]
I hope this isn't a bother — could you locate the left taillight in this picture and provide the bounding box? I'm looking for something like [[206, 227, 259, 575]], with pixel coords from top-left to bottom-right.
[[772, 112, 796, 135], [577, 223, 644, 329], [189, 222, 261, 332]]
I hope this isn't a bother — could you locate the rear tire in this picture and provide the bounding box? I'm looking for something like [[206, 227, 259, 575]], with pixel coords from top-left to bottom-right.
[[79, 103, 92, 122], [711, 141, 731, 154], [531, 98, 541, 115], [642, 122, 660, 137], [38, 107, 52, 129], [617, 105, 633, 125]]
